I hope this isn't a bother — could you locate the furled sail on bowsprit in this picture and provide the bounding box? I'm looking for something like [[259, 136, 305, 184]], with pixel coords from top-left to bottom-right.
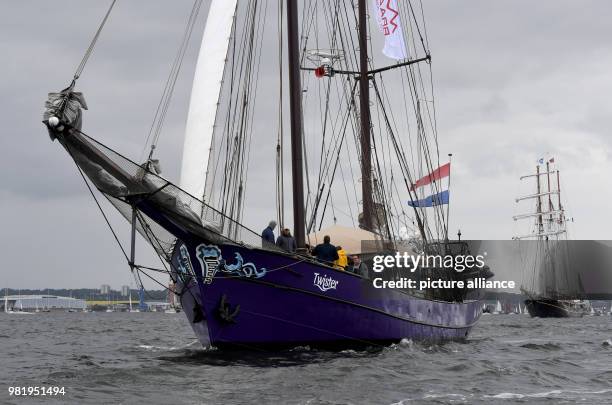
[[43, 88, 88, 140], [180, 0, 238, 205]]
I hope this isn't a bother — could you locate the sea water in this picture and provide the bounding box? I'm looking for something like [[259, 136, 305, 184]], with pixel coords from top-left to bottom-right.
[[0, 312, 610, 404]]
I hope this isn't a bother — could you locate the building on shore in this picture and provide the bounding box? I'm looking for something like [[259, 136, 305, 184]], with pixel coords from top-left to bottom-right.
[[2, 295, 86, 312], [145, 302, 176, 312]]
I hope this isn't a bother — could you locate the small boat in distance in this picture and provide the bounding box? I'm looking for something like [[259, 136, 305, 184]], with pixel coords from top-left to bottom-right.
[[493, 300, 502, 314], [128, 292, 139, 313]]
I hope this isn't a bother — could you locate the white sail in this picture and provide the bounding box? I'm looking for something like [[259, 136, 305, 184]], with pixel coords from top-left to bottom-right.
[[495, 300, 502, 314], [179, 0, 238, 204]]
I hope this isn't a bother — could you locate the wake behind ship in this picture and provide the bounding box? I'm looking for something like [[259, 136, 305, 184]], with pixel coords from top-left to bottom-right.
[[42, 0, 491, 349]]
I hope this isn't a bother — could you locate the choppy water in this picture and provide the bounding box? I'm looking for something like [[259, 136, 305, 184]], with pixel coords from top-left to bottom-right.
[[0, 312, 610, 404]]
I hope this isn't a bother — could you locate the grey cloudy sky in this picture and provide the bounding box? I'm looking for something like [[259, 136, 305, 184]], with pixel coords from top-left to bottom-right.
[[1, 1, 611, 289]]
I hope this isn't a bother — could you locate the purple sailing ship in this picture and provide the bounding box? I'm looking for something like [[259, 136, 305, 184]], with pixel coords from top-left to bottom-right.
[[43, 0, 491, 349]]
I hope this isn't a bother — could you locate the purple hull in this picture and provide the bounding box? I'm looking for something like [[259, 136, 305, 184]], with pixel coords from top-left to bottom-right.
[[173, 242, 482, 349]]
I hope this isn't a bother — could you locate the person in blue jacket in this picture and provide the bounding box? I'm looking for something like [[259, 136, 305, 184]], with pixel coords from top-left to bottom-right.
[[261, 220, 277, 244]]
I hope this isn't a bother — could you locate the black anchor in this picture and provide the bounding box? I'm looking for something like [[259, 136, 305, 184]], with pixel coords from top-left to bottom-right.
[[218, 294, 240, 323]]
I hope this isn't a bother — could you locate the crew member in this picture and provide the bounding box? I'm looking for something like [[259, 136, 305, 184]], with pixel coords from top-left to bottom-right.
[[334, 246, 348, 270], [276, 228, 297, 253], [261, 220, 277, 245], [350, 255, 369, 278], [312, 235, 339, 266]]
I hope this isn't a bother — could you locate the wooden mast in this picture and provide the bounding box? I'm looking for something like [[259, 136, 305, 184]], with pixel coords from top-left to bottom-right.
[[358, 0, 374, 231], [536, 165, 543, 236], [286, 0, 306, 247], [556, 171, 561, 204], [546, 161, 554, 227]]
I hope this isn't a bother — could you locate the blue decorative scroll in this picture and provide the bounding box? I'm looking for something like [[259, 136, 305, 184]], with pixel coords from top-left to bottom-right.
[[195, 244, 266, 284]]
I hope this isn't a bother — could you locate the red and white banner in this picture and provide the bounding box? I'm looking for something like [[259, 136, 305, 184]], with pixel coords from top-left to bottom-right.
[[410, 163, 451, 191], [372, 0, 408, 60]]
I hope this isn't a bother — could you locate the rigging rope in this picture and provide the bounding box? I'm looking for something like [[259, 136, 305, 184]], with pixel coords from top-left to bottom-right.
[[142, 0, 204, 163], [275, 0, 285, 228], [207, 0, 266, 225], [72, 0, 117, 84], [68, 149, 129, 264], [68, 142, 198, 301]]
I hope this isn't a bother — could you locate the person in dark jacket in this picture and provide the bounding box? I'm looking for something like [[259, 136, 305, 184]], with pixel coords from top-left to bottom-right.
[[276, 228, 297, 253], [312, 235, 339, 265], [350, 255, 369, 278], [261, 220, 277, 245]]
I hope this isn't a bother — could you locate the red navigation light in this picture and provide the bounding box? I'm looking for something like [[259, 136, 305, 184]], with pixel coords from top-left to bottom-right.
[[314, 66, 326, 78]]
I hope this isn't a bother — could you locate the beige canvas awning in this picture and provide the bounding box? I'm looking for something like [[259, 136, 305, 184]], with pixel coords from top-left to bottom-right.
[[307, 225, 382, 255]]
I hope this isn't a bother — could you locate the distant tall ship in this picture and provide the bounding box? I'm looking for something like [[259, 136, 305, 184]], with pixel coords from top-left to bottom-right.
[[513, 159, 590, 317]]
